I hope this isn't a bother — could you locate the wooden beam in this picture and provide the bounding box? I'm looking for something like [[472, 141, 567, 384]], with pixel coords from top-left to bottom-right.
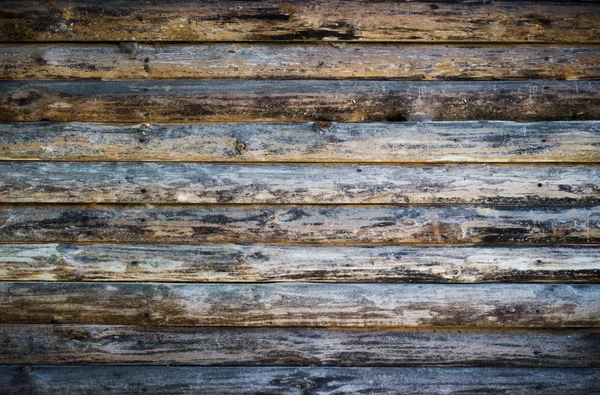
[[1, 325, 598, 367], [2, 121, 598, 163], [0, 244, 597, 283], [1, 162, 598, 204], [2, 44, 599, 81], [0, 205, 598, 244], [1, 1, 599, 43], [2, 366, 599, 394], [0, 283, 598, 327], [2, 81, 599, 123]]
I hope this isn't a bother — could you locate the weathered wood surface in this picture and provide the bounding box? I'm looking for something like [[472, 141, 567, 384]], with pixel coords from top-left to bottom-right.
[[1, 244, 598, 283], [2, 1, 600, 43], [1, 366, 600, 395], [2, 44, 600, 81], [0, 366, 600, 395], [0, 205, 598, 244], [2, 121, 599, 163], [2, 325, 598, 367], [2, 162, 598, 204], [1, 283, 598, 327], [2, 81, 600, 123]]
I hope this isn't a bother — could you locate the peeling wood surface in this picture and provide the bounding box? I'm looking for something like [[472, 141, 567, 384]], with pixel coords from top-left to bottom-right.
[[1, 162, 598, 204], [2, 44, 600, 81], [2, 1, 600, 43], [2, 366, 599, 395], [2, 81, 600, 123], [1, 244, 598, 283], [0, 205, 598, 244], [1, 325, 598, 367], [1, 121, 598, 163], [0, 282, 599, 327]]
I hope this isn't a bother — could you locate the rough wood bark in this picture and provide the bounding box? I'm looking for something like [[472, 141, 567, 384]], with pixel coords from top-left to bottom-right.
[[0, 282, 598, 327], [2, 81, 600, 123], [1, 121, 598, 163], [2, 44, 599, 81], [1, 325, 598, 367], [0, 244, 597, 283], [1, 162, 598, 204], [1, 366, 600, 394], [1, 1, 599, 43], [0, 205, 598, 244]]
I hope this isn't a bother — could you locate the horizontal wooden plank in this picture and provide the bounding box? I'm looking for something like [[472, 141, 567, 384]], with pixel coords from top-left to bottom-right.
[[2, 366, 599, 395], [1, 283, 598, 327], [1, 1, 599, 43], [2, 325, 598, 367], [1, 121, 599, 163], [0, 205, 598, 244], [1, 244, 598, 283], [2, 44, 599, 81], [2, 162, 598, 205], [2, 81, 600, 123]]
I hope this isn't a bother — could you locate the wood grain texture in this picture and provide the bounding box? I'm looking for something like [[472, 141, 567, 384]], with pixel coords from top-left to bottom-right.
[[1, 244, 598, 283], [2, 44, 600, 81], [5, 366, 600, 395], [2, 81, 600, 123], [0, 205, 598, 244], [1, 325, 598, 367], [2, 162, 598, 204], [2, 366, 599, 395], [2, 121, 599, 163], [1, 282, 599, 327], [1, 1, 600, 43]]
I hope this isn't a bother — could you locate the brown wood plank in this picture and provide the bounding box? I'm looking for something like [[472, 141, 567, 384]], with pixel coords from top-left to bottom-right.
[[2, 44, 599, 81], [2, 163, 598, 204], [0, 205, 598, 244], [0, 283, 598, 327], [2, 366, 599, 395], [1, 244, 598, 283], [2, 81, 599, 123], [2, 121, 598, 163], [1, 325, 598, 367], [1, 1, 599, 43]]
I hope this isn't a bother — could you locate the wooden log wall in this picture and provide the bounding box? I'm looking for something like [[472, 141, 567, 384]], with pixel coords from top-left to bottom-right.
[[0, 1, 599, 393]]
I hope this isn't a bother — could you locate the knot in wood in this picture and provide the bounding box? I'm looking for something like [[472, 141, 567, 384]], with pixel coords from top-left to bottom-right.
[[313, 121, 333, 134]]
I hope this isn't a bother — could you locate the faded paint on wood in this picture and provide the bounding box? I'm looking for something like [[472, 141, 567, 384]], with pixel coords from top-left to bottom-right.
[[2, 81, 600, 123], [1, 121, 598, 163], [0, 205, 598, 244], [0, 244, 598, 283], [2, 44, 599, 81], [1, 1, 600, 43], [1, 162, 598, 204], [0, 282, 598, 327], [2, 366, 599, 394], [1, 325, 598, 367]]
